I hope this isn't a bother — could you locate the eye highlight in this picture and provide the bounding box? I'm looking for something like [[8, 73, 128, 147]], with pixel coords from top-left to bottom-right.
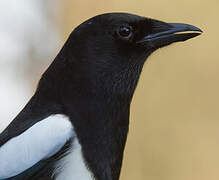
[[117, 25, 133, 40]]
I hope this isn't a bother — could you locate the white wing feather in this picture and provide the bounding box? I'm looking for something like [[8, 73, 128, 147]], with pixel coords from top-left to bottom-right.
[[0, 114, 73, 179]]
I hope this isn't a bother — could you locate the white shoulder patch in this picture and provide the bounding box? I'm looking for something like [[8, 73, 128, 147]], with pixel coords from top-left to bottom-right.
[[0, 114, 73, 179]]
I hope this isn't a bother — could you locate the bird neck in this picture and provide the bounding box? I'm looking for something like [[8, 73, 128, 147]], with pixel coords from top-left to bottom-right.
[[65, 95, 130, 180]]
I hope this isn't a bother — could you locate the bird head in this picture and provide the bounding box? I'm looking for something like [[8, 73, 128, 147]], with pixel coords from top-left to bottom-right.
[[40, 13, 202, 101], [69, 13, 202, 59]]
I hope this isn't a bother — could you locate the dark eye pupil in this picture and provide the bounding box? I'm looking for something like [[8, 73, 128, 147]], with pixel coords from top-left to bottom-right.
[[119, 26, 131, 37]]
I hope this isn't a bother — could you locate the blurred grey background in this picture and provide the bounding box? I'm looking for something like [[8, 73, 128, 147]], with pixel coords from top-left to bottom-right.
[[0, 0, 61, 131], [1, 1, 219, 180]]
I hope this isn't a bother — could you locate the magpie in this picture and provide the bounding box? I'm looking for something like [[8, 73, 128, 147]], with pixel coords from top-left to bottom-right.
[[0, 13, 202, 180]]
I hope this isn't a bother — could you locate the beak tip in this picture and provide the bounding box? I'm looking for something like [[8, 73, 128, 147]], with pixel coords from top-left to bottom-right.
[[169, 23, 203, 33], [192, 26, 203, 33]]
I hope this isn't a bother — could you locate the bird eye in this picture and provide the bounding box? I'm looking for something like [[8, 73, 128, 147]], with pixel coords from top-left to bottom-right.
[[117, 25, 133, 40]]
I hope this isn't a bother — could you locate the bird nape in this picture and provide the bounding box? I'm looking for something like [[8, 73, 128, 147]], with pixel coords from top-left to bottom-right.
[[0, 13, 202, 180]]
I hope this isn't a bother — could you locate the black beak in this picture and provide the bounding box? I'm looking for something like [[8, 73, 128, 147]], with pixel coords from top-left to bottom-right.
[[137, 21, 202, 48]]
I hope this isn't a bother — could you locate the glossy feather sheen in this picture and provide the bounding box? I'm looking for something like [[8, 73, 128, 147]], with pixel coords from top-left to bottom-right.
[[0, 115, 73, 179]]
